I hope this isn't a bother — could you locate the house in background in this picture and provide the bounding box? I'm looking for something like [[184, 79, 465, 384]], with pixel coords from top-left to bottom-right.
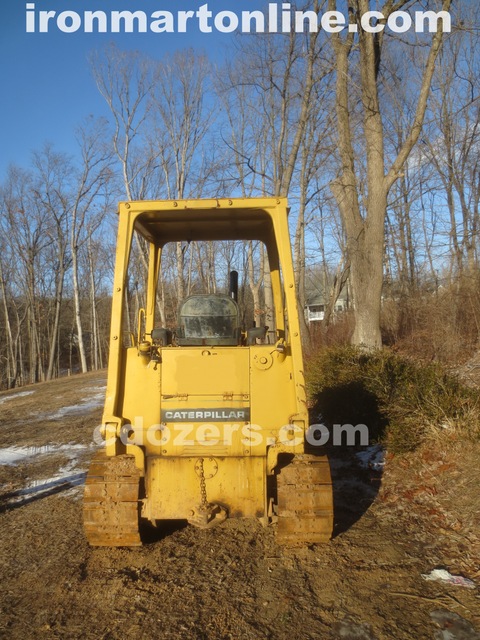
[[304, 286, 349, 324]]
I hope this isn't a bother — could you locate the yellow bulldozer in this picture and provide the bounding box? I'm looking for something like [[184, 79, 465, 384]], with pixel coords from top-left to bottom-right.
[[83, 197, 333, 546]]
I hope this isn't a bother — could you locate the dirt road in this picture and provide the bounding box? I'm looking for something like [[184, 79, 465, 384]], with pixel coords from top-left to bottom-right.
[[0, 373, 478, 639]]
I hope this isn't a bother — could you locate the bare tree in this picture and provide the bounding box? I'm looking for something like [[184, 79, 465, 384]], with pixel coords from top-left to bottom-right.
[[31, 145, 72, 380], [422, 21, 480, 278], [153, 50, 214, 305], [91, 44, 157, 201], [217, 22, 333, 333], [0, 251, 18, 387], [1, 166, 52, 383], [70, 118, 114, 372], [328, 0, 452, 348]]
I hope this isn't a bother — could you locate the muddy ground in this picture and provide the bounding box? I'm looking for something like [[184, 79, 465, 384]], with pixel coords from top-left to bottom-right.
[[0, 372, 479, 639]]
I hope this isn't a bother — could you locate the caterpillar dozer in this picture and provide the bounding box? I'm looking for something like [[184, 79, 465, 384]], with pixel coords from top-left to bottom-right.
[[83, 197, 333, 546]]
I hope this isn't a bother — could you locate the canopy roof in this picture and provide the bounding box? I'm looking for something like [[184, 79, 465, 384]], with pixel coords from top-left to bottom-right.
[[121, 198, 286, 245]]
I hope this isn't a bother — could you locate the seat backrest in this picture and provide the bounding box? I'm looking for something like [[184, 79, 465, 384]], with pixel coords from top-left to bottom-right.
[[177, 294, 240, 346]]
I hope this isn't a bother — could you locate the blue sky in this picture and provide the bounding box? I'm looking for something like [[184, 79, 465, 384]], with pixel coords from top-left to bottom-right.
[[1, 2, 462, 178], [0, 0, 256, 177]]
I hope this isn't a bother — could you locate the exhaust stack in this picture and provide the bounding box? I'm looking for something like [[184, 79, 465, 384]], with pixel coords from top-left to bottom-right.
[[229, 270, 238, 303]]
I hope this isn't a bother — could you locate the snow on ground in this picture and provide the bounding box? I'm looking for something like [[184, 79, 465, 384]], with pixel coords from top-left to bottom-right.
[[6, 456, 89, 504], [0, 443, 90, 466], [3, 467, 88, 506], [0, 390, 36, 405], [0, 384, 107, 506], [0, 443, 99, 507], [356, 444, 385, 471], [49, 388, 106, 420]]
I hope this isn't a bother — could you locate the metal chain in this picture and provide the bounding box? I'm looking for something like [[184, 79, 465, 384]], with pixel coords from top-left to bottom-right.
[[198, 458, 209, 510]]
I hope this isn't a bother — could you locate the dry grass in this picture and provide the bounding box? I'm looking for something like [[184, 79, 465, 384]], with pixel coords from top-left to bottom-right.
[[381, 276, 480, 365]]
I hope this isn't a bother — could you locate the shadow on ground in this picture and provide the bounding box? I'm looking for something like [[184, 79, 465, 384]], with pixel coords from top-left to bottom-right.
[[309, 382, 388, 537], [328, 445, 383, 537], [0, 472, 86, 513]]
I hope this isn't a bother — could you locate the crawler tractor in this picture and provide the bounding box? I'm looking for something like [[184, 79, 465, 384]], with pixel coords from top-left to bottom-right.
[[83, 198, 333, 546]]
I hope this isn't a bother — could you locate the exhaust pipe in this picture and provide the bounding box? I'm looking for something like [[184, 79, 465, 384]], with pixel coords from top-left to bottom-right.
[[229, 270, 238, 302]]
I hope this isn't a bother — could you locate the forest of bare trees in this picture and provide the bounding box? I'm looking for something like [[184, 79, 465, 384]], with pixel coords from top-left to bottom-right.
[[1, 1, 479, 389]]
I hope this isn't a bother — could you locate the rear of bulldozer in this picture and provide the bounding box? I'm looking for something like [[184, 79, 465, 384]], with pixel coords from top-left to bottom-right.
[[83, 198, 333, 546]]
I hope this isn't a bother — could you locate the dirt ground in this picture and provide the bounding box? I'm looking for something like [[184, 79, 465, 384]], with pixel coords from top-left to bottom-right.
[[0, 372, 479, 640]]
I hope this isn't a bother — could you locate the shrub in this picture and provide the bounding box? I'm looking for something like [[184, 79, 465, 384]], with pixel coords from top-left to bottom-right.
[[306, 346, 480, 453]]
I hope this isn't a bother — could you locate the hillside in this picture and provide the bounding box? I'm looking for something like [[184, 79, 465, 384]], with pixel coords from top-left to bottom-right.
[[0, 372, 479, 639]]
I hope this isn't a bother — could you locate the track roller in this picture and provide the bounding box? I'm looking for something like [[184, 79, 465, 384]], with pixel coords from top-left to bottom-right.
[[276, 454, 333, 545], [83, 452, 142, 547]]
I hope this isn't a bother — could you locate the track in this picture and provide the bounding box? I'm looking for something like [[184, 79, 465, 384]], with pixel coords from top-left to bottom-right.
[[83, 452, 142, 547], [276, 454, 334, 545]]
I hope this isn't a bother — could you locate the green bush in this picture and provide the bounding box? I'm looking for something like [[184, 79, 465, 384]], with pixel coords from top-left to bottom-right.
[[306, 346, 480, 453]]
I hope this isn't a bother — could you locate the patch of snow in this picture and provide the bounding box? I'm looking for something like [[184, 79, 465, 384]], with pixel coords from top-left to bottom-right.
[[49, 392, 105, 419], [20, 462, 86, 493], [430, 609, 480, 639], [0, 390, 35, 405], [356, 444, 385, 471], [0, 448, 31, 465], [0, 443, 96, 506], [3, 466, 88, 507], [0, 443, 89, 466]]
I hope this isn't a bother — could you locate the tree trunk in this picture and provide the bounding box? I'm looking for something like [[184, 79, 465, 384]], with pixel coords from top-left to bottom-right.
[[329, 0, 451, 348], [0, 261, 16, 387], [88, 237, 99, 371], [247, 241, 263, 328], [46, 254, 65, 381], [72, 244, 88, 373], [349, 200, 386, 348]]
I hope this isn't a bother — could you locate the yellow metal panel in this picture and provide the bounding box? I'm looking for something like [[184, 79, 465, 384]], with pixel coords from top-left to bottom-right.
[[161, 347, 249, 396], [249, 346, 307, 456], [146, 456, 266, 520], [119, 347, 161, 428]]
